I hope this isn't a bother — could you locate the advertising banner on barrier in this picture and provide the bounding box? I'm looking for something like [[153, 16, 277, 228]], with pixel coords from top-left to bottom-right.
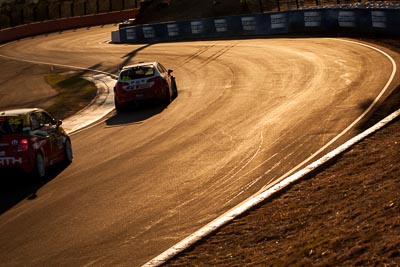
[[271, 13, 287, 29], [191, 21, 204, 34], [338, 10, 356, 27], [167, 24, 179, 36], [371, 11, 387, 28], [114, 8, 399, 43], [214, 19, 228, 33], [241, 17, 256, 31], [143, 26, 155, 39], [304, 11, 322, 27], [126, 28, 137, 41]]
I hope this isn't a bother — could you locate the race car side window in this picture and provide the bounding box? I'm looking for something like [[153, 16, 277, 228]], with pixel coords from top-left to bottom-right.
[[120, 70, 132, 81], [39, 112, 54, 127], [30, 113, 40, 130], [144, 67, 155, 76], [0, 118, 11, 134]]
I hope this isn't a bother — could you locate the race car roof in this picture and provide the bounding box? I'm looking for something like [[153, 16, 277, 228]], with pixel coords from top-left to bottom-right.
[[0, 108, 42, 117], [121, 62, 157, 70]]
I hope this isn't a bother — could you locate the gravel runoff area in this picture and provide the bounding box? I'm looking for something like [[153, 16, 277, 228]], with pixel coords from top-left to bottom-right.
[[162, 41, 400, 266]]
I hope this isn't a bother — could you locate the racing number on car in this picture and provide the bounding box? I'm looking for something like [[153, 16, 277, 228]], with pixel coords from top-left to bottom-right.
[[9, 119, 22, 125]]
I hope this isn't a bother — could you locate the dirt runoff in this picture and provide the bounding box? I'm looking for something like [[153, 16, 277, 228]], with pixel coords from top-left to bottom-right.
[[164, 48, 400, 266]]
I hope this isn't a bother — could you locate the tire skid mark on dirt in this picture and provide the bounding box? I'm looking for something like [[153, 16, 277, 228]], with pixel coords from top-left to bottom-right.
[[197, 44, 238, 69], [177, 44, 216, 68]]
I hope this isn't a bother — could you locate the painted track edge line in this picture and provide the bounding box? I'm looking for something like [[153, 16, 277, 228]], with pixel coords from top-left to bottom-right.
[[143, 107, 400, 267]]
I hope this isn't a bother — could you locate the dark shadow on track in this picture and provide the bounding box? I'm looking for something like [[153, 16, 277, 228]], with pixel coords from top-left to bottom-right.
[[118, 44, 153, 71], [105, 101, 168, 127], [0, 164, 70, 215], [356, 84, 400, 131]]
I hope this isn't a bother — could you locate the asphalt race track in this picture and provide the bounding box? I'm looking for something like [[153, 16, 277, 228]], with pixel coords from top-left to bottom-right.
[[0, 25, 398, 266]]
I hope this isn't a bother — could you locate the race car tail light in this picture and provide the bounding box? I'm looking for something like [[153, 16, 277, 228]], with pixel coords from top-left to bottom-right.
[[114, 82, 129, 94], [18, 139, 29, 152]]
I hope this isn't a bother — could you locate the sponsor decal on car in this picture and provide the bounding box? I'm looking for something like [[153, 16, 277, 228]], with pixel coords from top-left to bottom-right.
[[8, 118, 22, 125], [0, 157, 23, 165], [33, 140, 47, 150]]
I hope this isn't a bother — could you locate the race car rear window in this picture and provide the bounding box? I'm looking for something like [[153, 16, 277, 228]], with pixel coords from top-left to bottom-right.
[[120, 66, 155, 80], [0, 117, 23, 134]]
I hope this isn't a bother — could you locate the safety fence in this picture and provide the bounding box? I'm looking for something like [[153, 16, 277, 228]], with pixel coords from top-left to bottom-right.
[[2, 0, 399, 30], [246, 0, 400, 12], [111, 8, 400, 44], [0, 0, 140, 29], [0, 9, 138, 44]]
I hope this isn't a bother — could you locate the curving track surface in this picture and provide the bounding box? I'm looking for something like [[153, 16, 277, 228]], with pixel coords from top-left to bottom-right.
[[0, 25, 398, 266]]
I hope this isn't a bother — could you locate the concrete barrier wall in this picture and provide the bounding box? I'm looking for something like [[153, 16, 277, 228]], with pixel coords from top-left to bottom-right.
[[112, 8, 399, 44], [0, 9, 139, 44]]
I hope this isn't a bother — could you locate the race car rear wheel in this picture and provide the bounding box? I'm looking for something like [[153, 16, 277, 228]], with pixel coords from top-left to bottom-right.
[[64, 139, 73, 164], [163, 87, 171, 104], [35, 152, 46, 178], [115, 97, 126, 112], [171, 77, 178, 99]]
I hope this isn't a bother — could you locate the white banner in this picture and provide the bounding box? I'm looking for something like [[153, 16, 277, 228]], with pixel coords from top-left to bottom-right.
[[338, 11, 356, 27], [371, 11, 387, 28], [143, 26, 155, 38], [167, 24, 179, 36], [214, 19, 228, 33], [191, 21, 204, 34], [271, 14, 287, 29], [304, 11, 322, 27], [241, 17, 256, 31], [126, 28, 136, 40]]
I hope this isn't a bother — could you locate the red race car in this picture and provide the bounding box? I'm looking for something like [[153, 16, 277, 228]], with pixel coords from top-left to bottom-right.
[[114, 62, 178, 111], [0, 108, 73, 178]]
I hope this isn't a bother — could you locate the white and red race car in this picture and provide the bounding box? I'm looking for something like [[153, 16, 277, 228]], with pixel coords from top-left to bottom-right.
[[114, 62, 178, 111]]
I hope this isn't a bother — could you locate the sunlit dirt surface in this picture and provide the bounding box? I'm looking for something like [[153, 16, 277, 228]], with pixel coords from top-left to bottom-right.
[[166, 117, 400, 266], [1, 20, 399, 266], [166, 70, 400, 266]]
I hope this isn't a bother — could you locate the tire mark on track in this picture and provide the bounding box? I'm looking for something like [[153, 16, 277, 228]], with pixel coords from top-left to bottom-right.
[[177, 44, 216, 68], [197, 44, 237, 69]]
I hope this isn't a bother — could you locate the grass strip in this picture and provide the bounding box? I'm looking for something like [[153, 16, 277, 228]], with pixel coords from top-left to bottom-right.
[[44, 73, 97, 120]]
